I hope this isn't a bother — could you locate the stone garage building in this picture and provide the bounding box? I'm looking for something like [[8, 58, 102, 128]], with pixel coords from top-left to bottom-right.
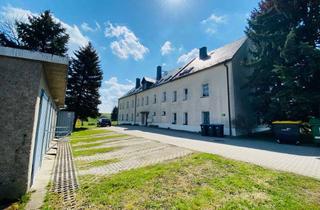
[[118, 38, 258, 136], [0, 46, 68, 200]]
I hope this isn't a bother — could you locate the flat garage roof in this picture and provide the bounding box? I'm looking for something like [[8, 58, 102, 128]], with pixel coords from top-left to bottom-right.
[[0, 46, 69, 107]]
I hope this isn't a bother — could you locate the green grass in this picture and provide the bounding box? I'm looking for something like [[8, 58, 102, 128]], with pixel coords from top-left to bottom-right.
[[73, 147, 120, 157], [76, 159, 119, 170], [71, 134, 127, 145], [71, 153, 320, 209], [71, 129, 111, 138]]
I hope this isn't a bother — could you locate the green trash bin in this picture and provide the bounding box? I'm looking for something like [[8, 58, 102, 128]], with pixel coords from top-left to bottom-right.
[[309, 118, 320, 144]]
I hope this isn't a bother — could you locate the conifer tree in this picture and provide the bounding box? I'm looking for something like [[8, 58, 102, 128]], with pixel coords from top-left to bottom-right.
[[0, 10, 69, 56], [65, 43, 103, 127], [245, 0, 320, 123], [111, 106, 118, 121]]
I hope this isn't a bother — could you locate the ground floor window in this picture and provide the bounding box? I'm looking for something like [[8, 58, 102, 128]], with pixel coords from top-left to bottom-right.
[[126, 114, 128, 121], [172, 113, 177, 124], [202, 111, 210, 124], [131, 113, 133, 121], [184, 112, 188, 125]]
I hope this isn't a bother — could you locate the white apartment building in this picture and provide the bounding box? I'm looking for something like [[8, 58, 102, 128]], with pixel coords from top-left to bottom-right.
[[118, 37, 255, 136]]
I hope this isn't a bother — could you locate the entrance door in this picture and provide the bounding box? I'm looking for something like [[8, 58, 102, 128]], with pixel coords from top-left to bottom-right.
[[31, 90, 49, 185]]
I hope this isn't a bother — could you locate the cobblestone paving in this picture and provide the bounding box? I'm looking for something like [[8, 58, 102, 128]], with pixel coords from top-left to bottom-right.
[[73, 134, 193, 176]]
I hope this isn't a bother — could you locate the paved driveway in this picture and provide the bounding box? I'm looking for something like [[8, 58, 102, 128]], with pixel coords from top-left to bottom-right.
[[107, 126, 320, 179]]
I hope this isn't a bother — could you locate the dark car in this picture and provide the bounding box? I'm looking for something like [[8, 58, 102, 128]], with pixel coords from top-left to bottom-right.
[[97, 118, 111, 127]]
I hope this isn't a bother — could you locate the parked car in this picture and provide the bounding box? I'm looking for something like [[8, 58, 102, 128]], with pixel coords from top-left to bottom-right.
[[97, 118, 111, 127]]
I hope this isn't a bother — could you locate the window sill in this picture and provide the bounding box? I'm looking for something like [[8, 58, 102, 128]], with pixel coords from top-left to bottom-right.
[[200, 96, 209, 98]]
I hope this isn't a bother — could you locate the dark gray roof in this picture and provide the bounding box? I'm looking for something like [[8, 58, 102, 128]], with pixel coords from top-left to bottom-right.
[[120, 37, 247, 99]]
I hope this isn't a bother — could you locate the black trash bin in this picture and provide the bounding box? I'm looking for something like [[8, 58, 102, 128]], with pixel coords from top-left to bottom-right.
[[272, 121, 302, 144], [200, 124, 209, 136], [214, 124, 224, 137], [208, 124, 217, 137]]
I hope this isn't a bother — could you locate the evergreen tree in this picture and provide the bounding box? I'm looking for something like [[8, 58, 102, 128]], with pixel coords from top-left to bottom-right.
[[111, 106, 118, 121], [65, 43, 103, 127], [245, 0, 320, 124], [1, 10, 69, 55]]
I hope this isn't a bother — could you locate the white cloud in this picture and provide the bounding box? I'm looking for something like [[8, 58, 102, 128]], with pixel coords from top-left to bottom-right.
[[160, 41, 174, 55], [105, 22, 149, 60], [99, 77, 134, 113], [201, 13, 227, 35], [0, 5, 89, 55], [177, 48, 199, 65], [201, 13, 227, 24], [81, 21, 101, 32]]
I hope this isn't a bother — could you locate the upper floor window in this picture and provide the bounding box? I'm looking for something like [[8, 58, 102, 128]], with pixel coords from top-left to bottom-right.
[[202, 84, 209, 97], [162, 111, 166, 116], [183, 88, 188, 100], [173, 91, 177, 102], [154, 94, 157, 104], [172, 113, 177, 124], [142, 97, 144, 106], [126, 101, 129, 109], [137, 98, 140, 106], [162, 92, 167, 102], [146, 96, 149, 105], [131, 100, 134, 108]]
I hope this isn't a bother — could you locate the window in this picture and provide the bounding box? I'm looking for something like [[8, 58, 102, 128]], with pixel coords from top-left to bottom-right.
[[162, 111, 166, 116], [131, 100, 134, 108], [126, 101, 129, 109], [131, 113, 133, 121], [153, 112, 156, 116], [173, 91, 177, 102], [122, 114, 124, 120], [202, 84, 209, 97], [137, 98, 140, 106], [184, 112, 188, 125], [162, 92, 166, 102], [146, 96, 149, 105], [154, 94, 157, 103], [142, 97, 144, 106], [202, 112, 210, 124], [172, 113, 177, 124], [126, 114, 128, 121], [183, 88, 188, 100]]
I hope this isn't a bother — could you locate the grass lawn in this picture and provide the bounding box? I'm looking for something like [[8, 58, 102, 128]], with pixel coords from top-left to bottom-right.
[[73, 146, 120, 157], [71, 134, 127, 145], [68, 153, 320, 209], [43, 127, 320, 209]]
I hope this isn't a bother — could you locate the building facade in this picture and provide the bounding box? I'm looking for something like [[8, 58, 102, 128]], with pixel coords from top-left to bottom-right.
[[118, 38, 255, 136], [0, 46, 68, 200]]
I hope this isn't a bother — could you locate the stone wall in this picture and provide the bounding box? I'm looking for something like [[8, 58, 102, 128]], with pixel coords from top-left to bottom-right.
[[0, 56, 41, 200]]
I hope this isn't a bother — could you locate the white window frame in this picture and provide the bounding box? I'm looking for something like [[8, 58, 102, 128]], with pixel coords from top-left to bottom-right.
[[202, 83, 209, 97]]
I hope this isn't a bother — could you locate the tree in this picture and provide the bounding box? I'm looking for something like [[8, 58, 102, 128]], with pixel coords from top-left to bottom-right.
[[111, 106, 118, 121], [0, 10, 69, 56], [65, 43, 103, 128], [245, 0, 320, 124]]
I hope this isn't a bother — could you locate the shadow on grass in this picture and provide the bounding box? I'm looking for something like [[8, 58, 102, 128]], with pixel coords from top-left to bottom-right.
[[73, 127, 89, 132]]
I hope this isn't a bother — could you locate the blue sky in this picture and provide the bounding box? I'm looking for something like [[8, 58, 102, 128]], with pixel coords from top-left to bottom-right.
[[0, 0, 260, 112]]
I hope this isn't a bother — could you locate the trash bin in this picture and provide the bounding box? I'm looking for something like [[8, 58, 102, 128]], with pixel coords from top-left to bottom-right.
[[272, 121, 302, 144], [200, 124, 209, 136], [214, 124, 224, 137], [208, 124, 217, 137], [309, 118, 320, 144]]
